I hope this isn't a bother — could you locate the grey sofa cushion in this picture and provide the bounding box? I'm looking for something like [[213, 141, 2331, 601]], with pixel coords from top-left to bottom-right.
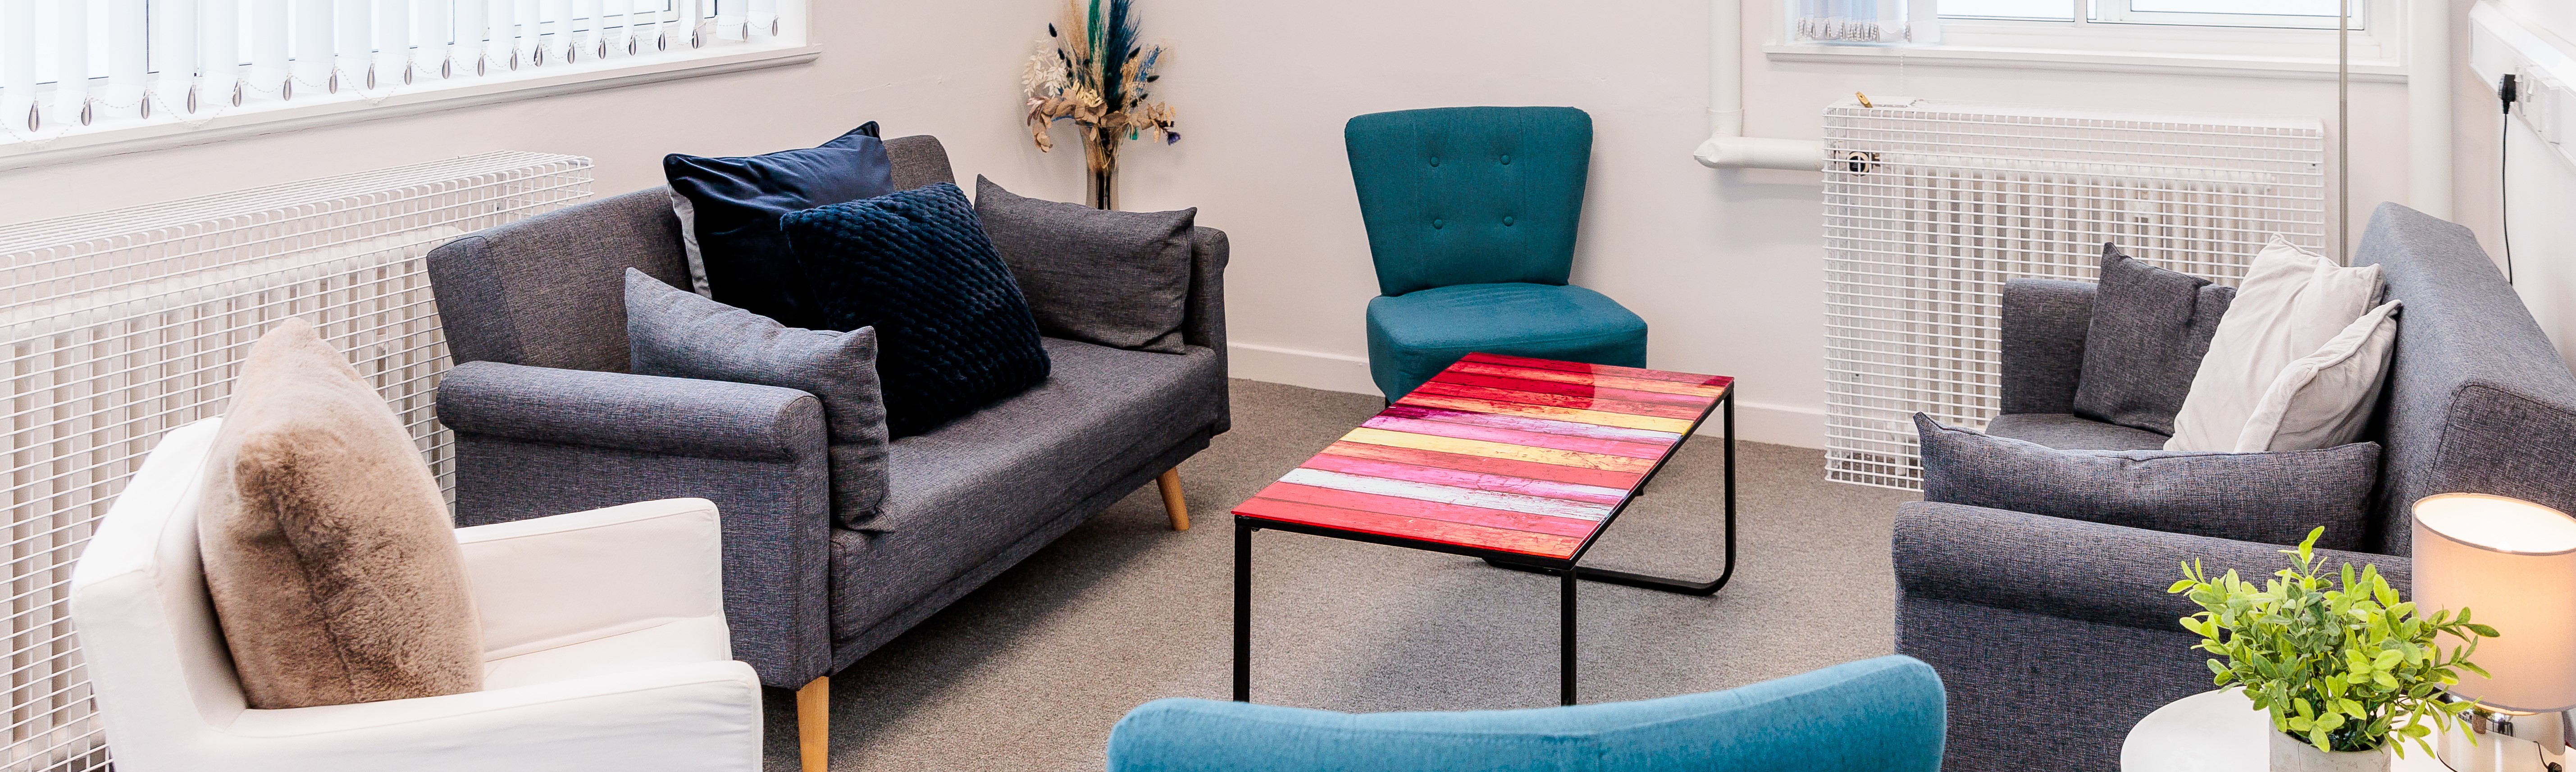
[[2072, 244, 2235, 435], [973, 176, 1196, 354], [826, 338, 1225, 641], [1983, 413, 2170, 451], [626, 269, 890, 525], [1914, 413, 2378, 549]]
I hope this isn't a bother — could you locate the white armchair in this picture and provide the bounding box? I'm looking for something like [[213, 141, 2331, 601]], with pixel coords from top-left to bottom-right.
[[70, 418, 764, 772]]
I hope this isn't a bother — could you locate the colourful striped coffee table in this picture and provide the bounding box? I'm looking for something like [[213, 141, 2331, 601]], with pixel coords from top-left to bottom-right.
[[1230, 352, 1735, 707]]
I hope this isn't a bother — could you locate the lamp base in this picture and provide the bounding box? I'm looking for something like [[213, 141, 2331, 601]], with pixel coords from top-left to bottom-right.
[[2440, 709, 2571, 772]]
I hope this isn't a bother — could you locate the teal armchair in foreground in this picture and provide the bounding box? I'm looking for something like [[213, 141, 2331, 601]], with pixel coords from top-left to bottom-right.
[[1105, 655, 1945, 772], [1345, 106, 1650, 400]]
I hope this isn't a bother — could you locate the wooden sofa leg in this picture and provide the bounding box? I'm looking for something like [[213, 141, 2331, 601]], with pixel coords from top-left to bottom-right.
[[1158, 469, 1190, 531], [798, 676, 829, 772]]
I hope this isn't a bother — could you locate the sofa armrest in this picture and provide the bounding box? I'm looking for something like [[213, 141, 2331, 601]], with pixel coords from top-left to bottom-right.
[[437, 361, 821, 461], [1999, 279, 2095, 416], [436, 361, 834, 690], [456, 498, 726, 660], [1186, 226, 1231, 434], [1894, 501, 2408, 632]]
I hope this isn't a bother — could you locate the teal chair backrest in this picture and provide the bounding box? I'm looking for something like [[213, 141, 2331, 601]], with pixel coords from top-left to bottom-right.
[[1345, 106, 1592, 297]]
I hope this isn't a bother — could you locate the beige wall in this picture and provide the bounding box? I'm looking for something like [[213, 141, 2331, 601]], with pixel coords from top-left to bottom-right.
[[0, 0, 2450, 447]]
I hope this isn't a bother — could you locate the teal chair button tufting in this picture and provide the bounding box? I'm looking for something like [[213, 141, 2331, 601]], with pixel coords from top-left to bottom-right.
[[1432, 219, 1444, 229], [1503, 215, 1514, 226], [1428, 156, 1440, 167], [1501, 154, 1511, 164]]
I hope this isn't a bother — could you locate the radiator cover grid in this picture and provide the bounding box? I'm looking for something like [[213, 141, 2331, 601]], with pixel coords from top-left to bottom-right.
[[1820, 99, 2325, 489], [0, 151, 590, 771]]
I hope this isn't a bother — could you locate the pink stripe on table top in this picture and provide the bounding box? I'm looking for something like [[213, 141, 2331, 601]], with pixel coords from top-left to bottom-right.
[[1246, 482, 1606, 539], [1377, 404, 1683, 443], [1300, 452, 1630, 505], [1234, 496, 1583, 559], [1318, 442, 1649, 491], [1459, 352, 1733, 388], [1431, 370, 1717, 409], [1443, 361, 1728, 400], [1410, 380, 1707, 420], [1278, 468, 1614, 520], [1360, 414, 1670, 460]]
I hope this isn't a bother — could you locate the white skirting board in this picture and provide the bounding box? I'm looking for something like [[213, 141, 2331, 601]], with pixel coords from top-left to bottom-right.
[[1225, 341, 1828, 449]]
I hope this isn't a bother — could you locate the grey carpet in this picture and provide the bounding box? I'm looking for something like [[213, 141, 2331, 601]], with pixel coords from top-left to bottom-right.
[[760, 379, 1919, 770]]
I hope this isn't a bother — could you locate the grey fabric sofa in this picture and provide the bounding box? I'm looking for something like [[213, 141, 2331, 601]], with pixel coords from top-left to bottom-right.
[[424, 136, 1229, 767], [1896, 203, 2576, 772]]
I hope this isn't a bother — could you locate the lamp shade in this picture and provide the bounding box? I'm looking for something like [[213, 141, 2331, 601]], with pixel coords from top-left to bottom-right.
[[2412, 493, 2576, 713]]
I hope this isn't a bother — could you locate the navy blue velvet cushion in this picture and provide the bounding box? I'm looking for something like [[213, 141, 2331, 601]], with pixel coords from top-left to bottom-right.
[[664, 122, 894, 329], [781, 183, 1050, 437]]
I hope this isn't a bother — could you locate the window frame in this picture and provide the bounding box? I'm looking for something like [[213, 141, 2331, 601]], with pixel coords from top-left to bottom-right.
[[1784, 0, 2405, 71]]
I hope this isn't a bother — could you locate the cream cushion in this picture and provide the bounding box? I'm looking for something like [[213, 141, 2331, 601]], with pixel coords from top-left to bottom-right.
[[2165, 237, 2384, 452], [2234, 300, 2402, 452], [197, 318, 483, 709]]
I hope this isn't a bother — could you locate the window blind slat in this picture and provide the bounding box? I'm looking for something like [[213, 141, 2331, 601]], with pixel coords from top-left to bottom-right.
[[335, 0, 369, 87], [51, 0, 90, 122], [748, 0, 775, 37], [201, 0, 239, 105], [411, 0, 447, 77], [147, 0, 198, 106], [251, 0, 290, 93], [574, 0, 601, 61], [601, 0, 628, 57], [374, 0, 409, 84], [2, 2, 34, 126], [294, 0, 334, 89], [108, 0, 148, 111], [511, 0, 537, 66]]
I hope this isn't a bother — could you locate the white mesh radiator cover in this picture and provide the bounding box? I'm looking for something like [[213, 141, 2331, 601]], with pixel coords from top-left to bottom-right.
[[0, 151, 591, 771], [1820, 98, 2325, 489]]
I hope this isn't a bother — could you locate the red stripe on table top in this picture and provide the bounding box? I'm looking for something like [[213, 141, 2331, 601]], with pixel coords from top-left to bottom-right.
[[1428, 370, 1716, 409], [1234, 496, 1584, 559], [1396, 394, 1697, 435], [1318, 441, 1648, 491], [1253, 482, 1606, 539], [1444, 361, 1729, 400], [1459, 352, 1734, 388], [1378, 404, 1684, 443], [1360, 414, 1671, 460], [1301, 452, 1628, 505], [1409, 380, 1706, 420]]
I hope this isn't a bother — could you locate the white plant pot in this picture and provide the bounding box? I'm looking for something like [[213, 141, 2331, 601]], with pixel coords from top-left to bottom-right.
[[2268, 731, 2393, 772]]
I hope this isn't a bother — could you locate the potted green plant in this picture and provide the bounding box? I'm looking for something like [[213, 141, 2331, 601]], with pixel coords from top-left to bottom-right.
[[2169, 527, 2498, 772]]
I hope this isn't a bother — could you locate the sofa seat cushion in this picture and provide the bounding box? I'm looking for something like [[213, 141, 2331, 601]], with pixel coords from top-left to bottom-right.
[[825, 338, 1225, 642], [1365, 282, 1647, 400], [1983, 413, 2171, 451]]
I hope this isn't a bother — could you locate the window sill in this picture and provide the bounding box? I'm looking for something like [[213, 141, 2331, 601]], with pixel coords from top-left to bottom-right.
[[0, 42, 822, 172], [1762, 43, 2406, 83]]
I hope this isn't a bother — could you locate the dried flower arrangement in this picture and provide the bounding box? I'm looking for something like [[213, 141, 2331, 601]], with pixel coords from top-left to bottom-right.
[[1021, 0, 1176, 210]]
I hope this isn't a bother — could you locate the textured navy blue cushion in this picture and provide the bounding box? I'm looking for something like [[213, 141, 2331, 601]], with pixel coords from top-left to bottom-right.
[[781, 183, 1049, 437], [665, 123, 894, 329]]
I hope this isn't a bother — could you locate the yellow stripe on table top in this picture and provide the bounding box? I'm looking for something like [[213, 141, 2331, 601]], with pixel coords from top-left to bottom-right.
[[1446, 361, 1728, 399], [1397, 394, 1698, 434], [1338, 426, 1658, 473]]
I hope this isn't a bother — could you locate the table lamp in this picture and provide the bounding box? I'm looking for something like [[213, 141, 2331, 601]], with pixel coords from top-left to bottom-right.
[[2413, 493, 2576, 772]]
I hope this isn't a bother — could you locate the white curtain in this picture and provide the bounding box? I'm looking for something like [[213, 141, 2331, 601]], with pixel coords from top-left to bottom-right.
[[0, 0, 770, 137], [1792, 0, 1928, 44]]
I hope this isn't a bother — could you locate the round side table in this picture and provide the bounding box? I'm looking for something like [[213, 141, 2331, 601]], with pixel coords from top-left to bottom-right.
[[2123, 690, 2453, 772]]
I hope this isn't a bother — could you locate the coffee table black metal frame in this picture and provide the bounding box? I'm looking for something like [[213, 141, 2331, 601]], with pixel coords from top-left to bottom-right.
[[1232, 387, 1734, 707]]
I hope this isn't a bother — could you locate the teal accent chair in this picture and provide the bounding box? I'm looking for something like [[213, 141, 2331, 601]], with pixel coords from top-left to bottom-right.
[[1103, 656, 1947, 772], [1346, 106, 1650, 400]]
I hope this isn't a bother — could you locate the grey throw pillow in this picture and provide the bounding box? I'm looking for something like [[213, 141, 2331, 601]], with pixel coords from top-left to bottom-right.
[[973, 175, 1195, 353], [2072, 243, 2235, 435], [1914, 413, 2377, 550], [625, 269, 889, 526]]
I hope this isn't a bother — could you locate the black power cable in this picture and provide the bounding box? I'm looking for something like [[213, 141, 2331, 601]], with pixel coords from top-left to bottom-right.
[[2501, 73, 2519, 284]]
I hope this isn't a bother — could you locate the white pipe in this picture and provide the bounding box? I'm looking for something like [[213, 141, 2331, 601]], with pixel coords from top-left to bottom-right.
[[1696, 0, 1825, 171], [2407, 0, 2455, 219]]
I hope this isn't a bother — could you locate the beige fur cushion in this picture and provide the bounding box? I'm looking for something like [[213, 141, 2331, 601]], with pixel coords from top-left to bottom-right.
[[199, 318, 482, 709]]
